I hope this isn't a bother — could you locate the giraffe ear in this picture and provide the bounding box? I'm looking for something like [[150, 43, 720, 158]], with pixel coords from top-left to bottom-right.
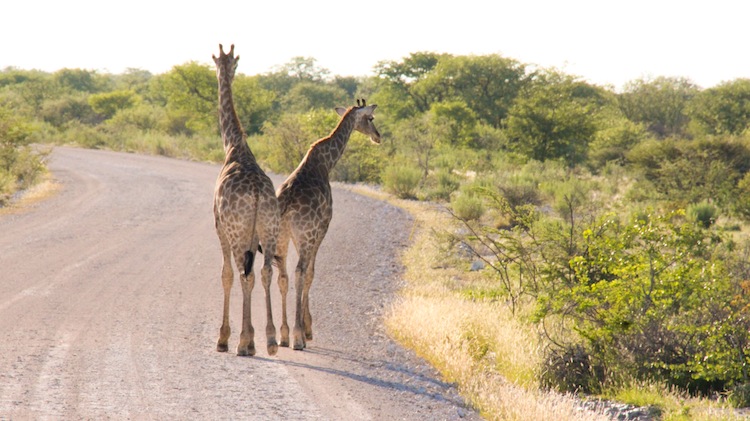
[[335, 107, 347, 116]]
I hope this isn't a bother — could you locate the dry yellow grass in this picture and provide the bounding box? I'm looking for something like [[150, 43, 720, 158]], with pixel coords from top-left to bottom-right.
[[0, 174, 59, 216]]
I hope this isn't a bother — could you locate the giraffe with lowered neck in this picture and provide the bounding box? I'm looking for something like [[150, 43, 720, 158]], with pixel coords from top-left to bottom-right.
[[212, 44, 280, 356], [275, 99, 381, 350]]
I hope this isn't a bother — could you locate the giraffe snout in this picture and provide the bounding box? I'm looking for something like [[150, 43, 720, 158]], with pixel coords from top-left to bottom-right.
[[370, 130, 381, 144]]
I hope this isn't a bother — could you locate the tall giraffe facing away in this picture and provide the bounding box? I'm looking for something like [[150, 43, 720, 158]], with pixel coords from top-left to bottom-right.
[[212, 44, 280, 356], [276, 99, 381, 350]]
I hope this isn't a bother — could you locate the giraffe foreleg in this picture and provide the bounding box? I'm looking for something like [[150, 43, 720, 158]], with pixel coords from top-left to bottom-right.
[[302, 259, 316, 342], [276, 229, 291, 347], [277, 259, 290, 347], [261, 244, 278, 356]]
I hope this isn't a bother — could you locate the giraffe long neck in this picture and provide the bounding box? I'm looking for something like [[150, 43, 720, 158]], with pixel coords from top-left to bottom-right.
[[304, 108, 356, 177], [217, 73, 254, 163]]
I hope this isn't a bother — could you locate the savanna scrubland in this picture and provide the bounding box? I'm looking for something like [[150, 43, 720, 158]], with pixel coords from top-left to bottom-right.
[[2, 52, 750, 419]]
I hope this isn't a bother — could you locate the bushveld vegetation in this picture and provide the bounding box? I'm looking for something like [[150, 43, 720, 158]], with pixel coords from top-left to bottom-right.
[[2, 52, 750, 417]]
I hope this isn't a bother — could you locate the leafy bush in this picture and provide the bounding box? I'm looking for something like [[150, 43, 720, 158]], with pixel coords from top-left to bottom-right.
[[627, 136, 750, 207], [728, 383, 750, 408], [541, 344, 603, 394], [332, 133, 385, 183], [382, 164, 421, 199], [0, 106, 47, 204], [538, 209, 750, 392], [450, 191, 484, 220], [421, 168, 460, 201], [734, 172, 750, 220], [687, 200, 719, 228]]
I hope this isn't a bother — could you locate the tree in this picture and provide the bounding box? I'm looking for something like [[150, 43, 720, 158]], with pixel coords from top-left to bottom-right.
[[280, 82, 348, 113], [257, 109, 339, 174], [40, 93, 99, 126], [505, 71, 606, 166], [0, 105, 44, 200], [231, 75, 275, 135], [373, 52, 450, 117], [393, 113, 450, 185], [627, 137, 750, 207], [414, 54, 527, 128], [273, 56, 330, 82], [428, 100, 477, 147], [114, 68, 153, 95], [1, 70, 60, 114], [619, 76, 698, 138], [149, 62, 216, 135], [53, 68, 109, 93], [588, 114, 649, 169], [689, 78, 750, 135], [88, 90, 138, 120]]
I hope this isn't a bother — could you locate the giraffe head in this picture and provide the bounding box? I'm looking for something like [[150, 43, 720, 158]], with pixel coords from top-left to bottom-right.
[[336, 99, 381, 144], [212, 44, 239, 84]]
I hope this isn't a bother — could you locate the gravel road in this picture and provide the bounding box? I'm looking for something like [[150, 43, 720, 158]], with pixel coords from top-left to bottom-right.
[[0, 147, 479, 420]]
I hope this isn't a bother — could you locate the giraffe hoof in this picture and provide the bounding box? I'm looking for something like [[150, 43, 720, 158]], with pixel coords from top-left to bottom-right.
[[217, 343, 229, 352], [293, 338, 305, 351], [305, 332, 313, 341], [280, 326, 290, 347], [237, 345, 256, 357]]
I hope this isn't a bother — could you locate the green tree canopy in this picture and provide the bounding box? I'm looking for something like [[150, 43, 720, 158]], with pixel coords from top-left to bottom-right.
[[53, 68, 110, 93], [618, 76, 698, 138], [505, 71, 607, 166], [280, 81, 349, 114], [689, 78, 750, 135], [149, 62, 216, 135], [88, 90, 139, 120], [414, 54, 527, 128]]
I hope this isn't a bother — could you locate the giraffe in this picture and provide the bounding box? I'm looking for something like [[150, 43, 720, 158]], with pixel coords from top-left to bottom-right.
[[212, 44, 280, 356], [275, 99, 381, 350]]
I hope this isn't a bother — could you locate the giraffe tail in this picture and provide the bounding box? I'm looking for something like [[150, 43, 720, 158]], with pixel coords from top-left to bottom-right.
[[243, 249, 256, 276], [243, 188, 262, 276]]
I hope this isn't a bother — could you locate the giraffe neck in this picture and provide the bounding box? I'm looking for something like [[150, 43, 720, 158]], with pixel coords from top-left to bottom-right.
[[217, 72, 255, 164], [304, 108, 357, 177]]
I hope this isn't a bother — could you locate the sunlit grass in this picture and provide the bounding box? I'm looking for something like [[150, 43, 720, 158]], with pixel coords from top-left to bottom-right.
[[0, 172, 59, 215], [607, 381, 746, 421]]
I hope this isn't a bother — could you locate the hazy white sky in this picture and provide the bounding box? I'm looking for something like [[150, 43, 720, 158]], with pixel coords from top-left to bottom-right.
[[3, 0, 748, 89]]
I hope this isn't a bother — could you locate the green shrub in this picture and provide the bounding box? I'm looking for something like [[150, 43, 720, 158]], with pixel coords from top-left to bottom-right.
[[728, 383, 750, 408], [539, 210, 750, 393], [382, 164, 421, 199], [422, 168, 460, 201], [61, 121, 108, 149], [734, 172, 750, 220], [687, 200, 719, 228], [541, 344, 603, 394], [451, 192, 484, 220]]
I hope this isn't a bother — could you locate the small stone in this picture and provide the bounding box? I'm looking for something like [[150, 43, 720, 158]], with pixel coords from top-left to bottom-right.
[[470, 260, 485, 271]]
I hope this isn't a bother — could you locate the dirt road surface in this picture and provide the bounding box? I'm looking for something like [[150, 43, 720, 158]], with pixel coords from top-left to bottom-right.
[[0, 147, 479, 420]]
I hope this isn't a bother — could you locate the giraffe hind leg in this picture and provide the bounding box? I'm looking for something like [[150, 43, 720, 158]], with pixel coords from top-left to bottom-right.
[[217, 235, 233, 353], [236, 247, 258, 357]]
